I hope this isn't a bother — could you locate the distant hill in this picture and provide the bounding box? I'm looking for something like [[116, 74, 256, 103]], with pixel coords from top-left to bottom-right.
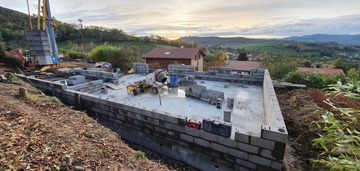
[[0, 6, 190, 53], [178, 36, 268, 47], [283, 34, 360, 45]]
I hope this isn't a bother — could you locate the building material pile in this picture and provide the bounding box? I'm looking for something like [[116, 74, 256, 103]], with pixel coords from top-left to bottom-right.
[[133, 63, 149, 74]]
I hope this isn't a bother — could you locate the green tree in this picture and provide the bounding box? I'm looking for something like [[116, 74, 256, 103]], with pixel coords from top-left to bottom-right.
[[302, 59, 312, 67], [333, 58, 345, 70], [237, 49, 248, 61], [89, 44, 132, 70], [0, 31, 3, 42], [215, 51, 227, 61], [262, 56, 298, 80], [130, 45, 141, 62]]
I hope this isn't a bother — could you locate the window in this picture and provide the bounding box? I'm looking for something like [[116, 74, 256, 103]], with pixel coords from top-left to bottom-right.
[[164, 52, 171, 55]]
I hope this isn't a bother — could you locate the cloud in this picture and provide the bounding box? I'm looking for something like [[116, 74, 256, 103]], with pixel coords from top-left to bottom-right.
[[2, 0, 360, 38]]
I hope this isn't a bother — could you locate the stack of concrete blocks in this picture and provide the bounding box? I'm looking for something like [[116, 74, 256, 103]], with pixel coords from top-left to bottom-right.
[[208, 66, 232, 74], [133, 63, 149, 74], [185, 85, 206, 98], [168, 65, 265, 85], [68, 80, 103, 92], [67, 75, 86, 86], [168, 64, 196, 73], [178, 75, 196, 86], [200, 89, 225, 105], [71, 69, 120, 84]]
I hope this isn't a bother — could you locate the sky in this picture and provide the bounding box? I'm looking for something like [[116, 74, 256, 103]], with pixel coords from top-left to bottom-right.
[[1, 0, 360, 39]]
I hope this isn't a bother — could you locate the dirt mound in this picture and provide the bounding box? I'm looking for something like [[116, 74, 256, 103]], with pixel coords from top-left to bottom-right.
[[276, 89, 325, 171], [0, 66, 193, 170]]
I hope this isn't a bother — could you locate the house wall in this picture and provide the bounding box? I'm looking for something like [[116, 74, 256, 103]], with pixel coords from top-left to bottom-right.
[[190, 52, 204, 71], [145, 58, 191, 69]]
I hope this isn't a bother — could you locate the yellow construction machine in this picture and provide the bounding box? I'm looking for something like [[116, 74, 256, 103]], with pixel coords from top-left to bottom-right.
[[25, 0, 77, 77]]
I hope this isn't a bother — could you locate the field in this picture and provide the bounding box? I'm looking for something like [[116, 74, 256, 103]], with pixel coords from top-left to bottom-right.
[[228, 41, 298, 55]]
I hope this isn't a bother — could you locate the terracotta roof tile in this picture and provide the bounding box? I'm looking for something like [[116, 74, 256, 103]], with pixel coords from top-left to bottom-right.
[[142, 48, 205, 59], [224, 60, 261, 72]]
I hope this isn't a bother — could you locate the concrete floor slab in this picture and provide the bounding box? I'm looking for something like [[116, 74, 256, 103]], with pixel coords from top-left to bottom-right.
[[93, 74, 265, 137]]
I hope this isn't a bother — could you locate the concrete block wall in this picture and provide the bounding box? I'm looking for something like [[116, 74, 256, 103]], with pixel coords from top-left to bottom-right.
[[168, 64, 196, 73], [68, 80, 103, 92], [133, 63, 149, 74], [67, 91, 285, 171], [72, 69, 120, 82], [208, 66, 232, 74], [168, 65, 265, 85]]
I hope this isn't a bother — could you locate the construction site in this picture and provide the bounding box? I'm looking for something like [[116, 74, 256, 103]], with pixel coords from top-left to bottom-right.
[[15, 63, 287, 171], [2, 0, 286, 170]]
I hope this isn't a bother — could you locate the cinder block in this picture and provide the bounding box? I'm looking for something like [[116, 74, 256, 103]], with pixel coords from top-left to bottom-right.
[[235, 159, 256, 170], [144, 123, 154, 130], [152, 111, 166, 121], [115, 113, 125, 120], [143, 129, 151, 135], [249, 155, 271, 167], [260, 149, 276, 160], [200, 130, 218, 142], [147, 117, 159, 125], [237, 142, 259, 154], [185, 127, 200, 137], [177, 115, 187, 127], [235, 131, 250, 143], [217, 136, 236, 148], [224, 153, 235, 162], [108, 112, 115, 118], [180, 133, 193, 142], [251, 137, 275, 150], [165, 115, 178, 125], [274, 142, 286, 153], [167, 130, 176, 136], [154, 126, 167, 134], [210, 142, 228, 153], [256, 165, 275, 171], [194, 138, 210, 147], [170, 124, 185, 133], [261, 125, 288, 143], [228, 148, 248, 160], [271, 161, 282, 170]]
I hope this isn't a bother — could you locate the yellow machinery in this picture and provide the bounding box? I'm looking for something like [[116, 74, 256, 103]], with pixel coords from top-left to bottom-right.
[[26, 0, 77, 77], [127, 69, 168, 95]]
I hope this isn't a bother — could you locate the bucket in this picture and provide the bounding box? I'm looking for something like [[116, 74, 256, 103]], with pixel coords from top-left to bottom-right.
[[170, 75, 179, 87]]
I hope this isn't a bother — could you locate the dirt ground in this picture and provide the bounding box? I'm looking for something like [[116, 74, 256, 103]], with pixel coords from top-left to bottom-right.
[[0, 65, 195, 171], [276, 88, 326, 171], [0, 65, 327, 171]]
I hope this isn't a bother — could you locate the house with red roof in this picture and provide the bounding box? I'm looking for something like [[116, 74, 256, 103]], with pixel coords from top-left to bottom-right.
[[224, 60, 261, 74], [298, 67, 345, 75], [142, 48, 205, 71]]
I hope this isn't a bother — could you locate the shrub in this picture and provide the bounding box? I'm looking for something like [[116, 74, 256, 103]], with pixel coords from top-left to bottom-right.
[[0, 53, 23, 68], [89, 44, 133, 71], [284, 71, 345, 89], [67, 50, 86, 59]]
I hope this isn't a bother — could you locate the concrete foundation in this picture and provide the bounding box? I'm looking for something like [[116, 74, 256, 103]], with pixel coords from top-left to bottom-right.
[[18, 66, 287, 171]]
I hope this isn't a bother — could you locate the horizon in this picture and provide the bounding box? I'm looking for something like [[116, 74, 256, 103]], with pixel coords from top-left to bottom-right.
[[1, 0, 360, 39]]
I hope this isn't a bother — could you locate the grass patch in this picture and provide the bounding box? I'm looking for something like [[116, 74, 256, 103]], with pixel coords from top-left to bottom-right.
[[228, 41, 297, 55], [135, 150, 146, 159]]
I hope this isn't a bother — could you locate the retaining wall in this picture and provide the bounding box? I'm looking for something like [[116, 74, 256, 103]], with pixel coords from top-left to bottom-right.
[[17, 69, 287, 171]]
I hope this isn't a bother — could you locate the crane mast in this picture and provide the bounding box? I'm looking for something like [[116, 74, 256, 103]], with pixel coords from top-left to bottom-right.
[[26, 0, 59, 65]]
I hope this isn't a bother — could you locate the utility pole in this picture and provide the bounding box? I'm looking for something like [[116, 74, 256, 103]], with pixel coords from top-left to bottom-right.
[[78, 19, 86, 52]]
